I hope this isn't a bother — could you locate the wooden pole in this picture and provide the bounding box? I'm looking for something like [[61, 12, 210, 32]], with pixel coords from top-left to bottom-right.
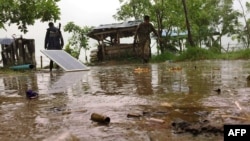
[[40, 56, 43, 69], [30, 39, 36, 68], [182, 0, 195, 47], [18, 39, 24, 64], [101, 35, 105, 61]]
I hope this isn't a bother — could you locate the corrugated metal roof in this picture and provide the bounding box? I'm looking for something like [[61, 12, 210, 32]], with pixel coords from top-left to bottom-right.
[[94, 20, 142, 30], [0, 38, 14, 45], [87, 20, 142, 40]]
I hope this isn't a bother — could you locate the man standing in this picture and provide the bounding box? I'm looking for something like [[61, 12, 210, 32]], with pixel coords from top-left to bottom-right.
[[134, 15, 159, 63], [45, 22, 64, 71]]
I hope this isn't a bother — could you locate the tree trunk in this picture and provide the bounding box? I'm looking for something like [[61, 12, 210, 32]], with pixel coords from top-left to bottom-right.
[[155, 0, 165, 54], [238, 0, 250, 48], [182, 0, 195, 47]]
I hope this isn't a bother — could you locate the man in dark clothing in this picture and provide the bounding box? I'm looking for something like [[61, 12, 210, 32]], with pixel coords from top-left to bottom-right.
[[134, 15, 159, 63], [45, 22, 64, 71]]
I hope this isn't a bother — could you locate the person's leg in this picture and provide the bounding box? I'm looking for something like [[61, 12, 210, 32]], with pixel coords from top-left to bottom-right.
[[49, 60, 53, 72], [143, 40, 150, 63], [140, 42, 145, 63]]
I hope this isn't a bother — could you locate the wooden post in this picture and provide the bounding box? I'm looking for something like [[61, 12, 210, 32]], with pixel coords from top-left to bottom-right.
[[40, 56, 43, 68], [101, 35, 105, 61], [14, 40, 19, 63], [1, 45, 7, 67], [10, 43, 15, 65], [117, 31, 121, 57], [30, 39, 36, 68], [18, 39, 24, 64]]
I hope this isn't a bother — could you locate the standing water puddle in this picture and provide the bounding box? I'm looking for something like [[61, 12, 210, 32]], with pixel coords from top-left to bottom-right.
[[1, 60, 250, 141]]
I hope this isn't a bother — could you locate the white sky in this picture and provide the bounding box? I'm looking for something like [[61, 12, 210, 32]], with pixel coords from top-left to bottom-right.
[[0, 0, 121, 65], [0, 0, 249, 66]]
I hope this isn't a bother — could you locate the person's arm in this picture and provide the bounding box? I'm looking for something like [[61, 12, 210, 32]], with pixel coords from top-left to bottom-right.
[[58, 23, 64, 49], [44, 30, 49, 49], [151, 24, 159, 38], [59, 31, 64, 49], [134, 24, 141, 43]]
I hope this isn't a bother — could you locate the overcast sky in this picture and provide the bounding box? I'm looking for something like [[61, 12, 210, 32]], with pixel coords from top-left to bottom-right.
[[0, 0, 121, 42], [0, 0, 249, 65], [0, 0, 121, 65]]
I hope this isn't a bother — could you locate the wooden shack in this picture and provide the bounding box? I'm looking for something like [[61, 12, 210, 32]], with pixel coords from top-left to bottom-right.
[[87, 20, 142, 62], [0, 37, 36, 68]]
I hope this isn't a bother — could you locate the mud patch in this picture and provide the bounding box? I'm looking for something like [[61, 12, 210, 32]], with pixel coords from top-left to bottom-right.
[[172, 119, 224, 136]]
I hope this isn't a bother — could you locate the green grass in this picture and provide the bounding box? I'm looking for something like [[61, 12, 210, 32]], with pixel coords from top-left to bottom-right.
[[175, 47, 217, 61], [0, 67, 37, 75], [151, 52, 176, 62], [150, 47, 250, 63], [217, 49, 250, 60]]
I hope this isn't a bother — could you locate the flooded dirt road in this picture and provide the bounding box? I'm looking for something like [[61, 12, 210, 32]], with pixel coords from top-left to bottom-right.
[[1, 60, 250, 141]]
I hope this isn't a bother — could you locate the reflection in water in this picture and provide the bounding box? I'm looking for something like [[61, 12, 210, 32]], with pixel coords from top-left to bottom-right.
[[0, 60, 250, 140], [46, 71, 88, 94], [133, 65, 153, 95]]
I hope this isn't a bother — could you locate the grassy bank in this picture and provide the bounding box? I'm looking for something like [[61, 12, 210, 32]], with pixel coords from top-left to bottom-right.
[[151, 47, 250, 62]]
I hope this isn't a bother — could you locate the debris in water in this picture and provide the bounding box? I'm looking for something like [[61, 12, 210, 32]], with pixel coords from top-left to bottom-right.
[[168, 66, 182, 72], [213, 88, 221, 94], [148, 118, 165, 123], [26, 89, 38, 99], [247, 75, 250, 81], [127, 113, 142, 118], [134, 67, 149, 73], [160, 102, 173, 107], [90, 113, 110, 124], [172, 119, 224, 135]]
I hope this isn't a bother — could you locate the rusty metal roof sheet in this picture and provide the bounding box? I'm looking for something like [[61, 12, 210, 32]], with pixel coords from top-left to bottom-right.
[[94, 20, 142, 29], [87, 20, 142, 40]]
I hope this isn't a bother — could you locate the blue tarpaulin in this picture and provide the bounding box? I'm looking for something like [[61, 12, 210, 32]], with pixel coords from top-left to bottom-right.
[[0, 38, 14, 45]]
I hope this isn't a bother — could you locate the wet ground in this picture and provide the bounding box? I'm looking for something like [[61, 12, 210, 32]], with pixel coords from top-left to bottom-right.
[[1, 60, 250, 141]]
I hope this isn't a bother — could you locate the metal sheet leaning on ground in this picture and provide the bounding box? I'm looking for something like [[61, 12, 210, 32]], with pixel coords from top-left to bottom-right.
[[41, 50, 89, 72]]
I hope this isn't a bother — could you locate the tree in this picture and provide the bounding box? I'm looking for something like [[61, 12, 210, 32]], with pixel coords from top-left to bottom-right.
[[0, 0, 61, 33], [183, 0, 240, 52], [182, 0, 195, 47], [235, 0, 250, 48], [210, 0, 240, 52], [113, 0, 152, 20], [114, 0, 243, 54], [64, 22, 93, 61], [114, 0, 171, 53]]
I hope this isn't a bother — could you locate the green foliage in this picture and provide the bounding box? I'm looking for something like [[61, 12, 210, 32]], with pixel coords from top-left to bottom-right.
[[247, 2, 250, 11], [0, 0, 61, 33], [64, 44, 79, 59], [113, 0, 152, 20], [151, 47, 250, 63], [114, 0, 246, 53], [151, 52, 176, 62], [175, 47, 217, 61], [64, 22, 93, 60], [219, 49, 250, 60]]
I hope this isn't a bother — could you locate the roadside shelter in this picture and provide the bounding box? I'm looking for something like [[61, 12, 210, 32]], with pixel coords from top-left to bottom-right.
[[87, 20, 142, 62]]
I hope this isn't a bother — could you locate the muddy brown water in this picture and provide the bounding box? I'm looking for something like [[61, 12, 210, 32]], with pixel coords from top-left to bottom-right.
[[1, 60, 250, 141]]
